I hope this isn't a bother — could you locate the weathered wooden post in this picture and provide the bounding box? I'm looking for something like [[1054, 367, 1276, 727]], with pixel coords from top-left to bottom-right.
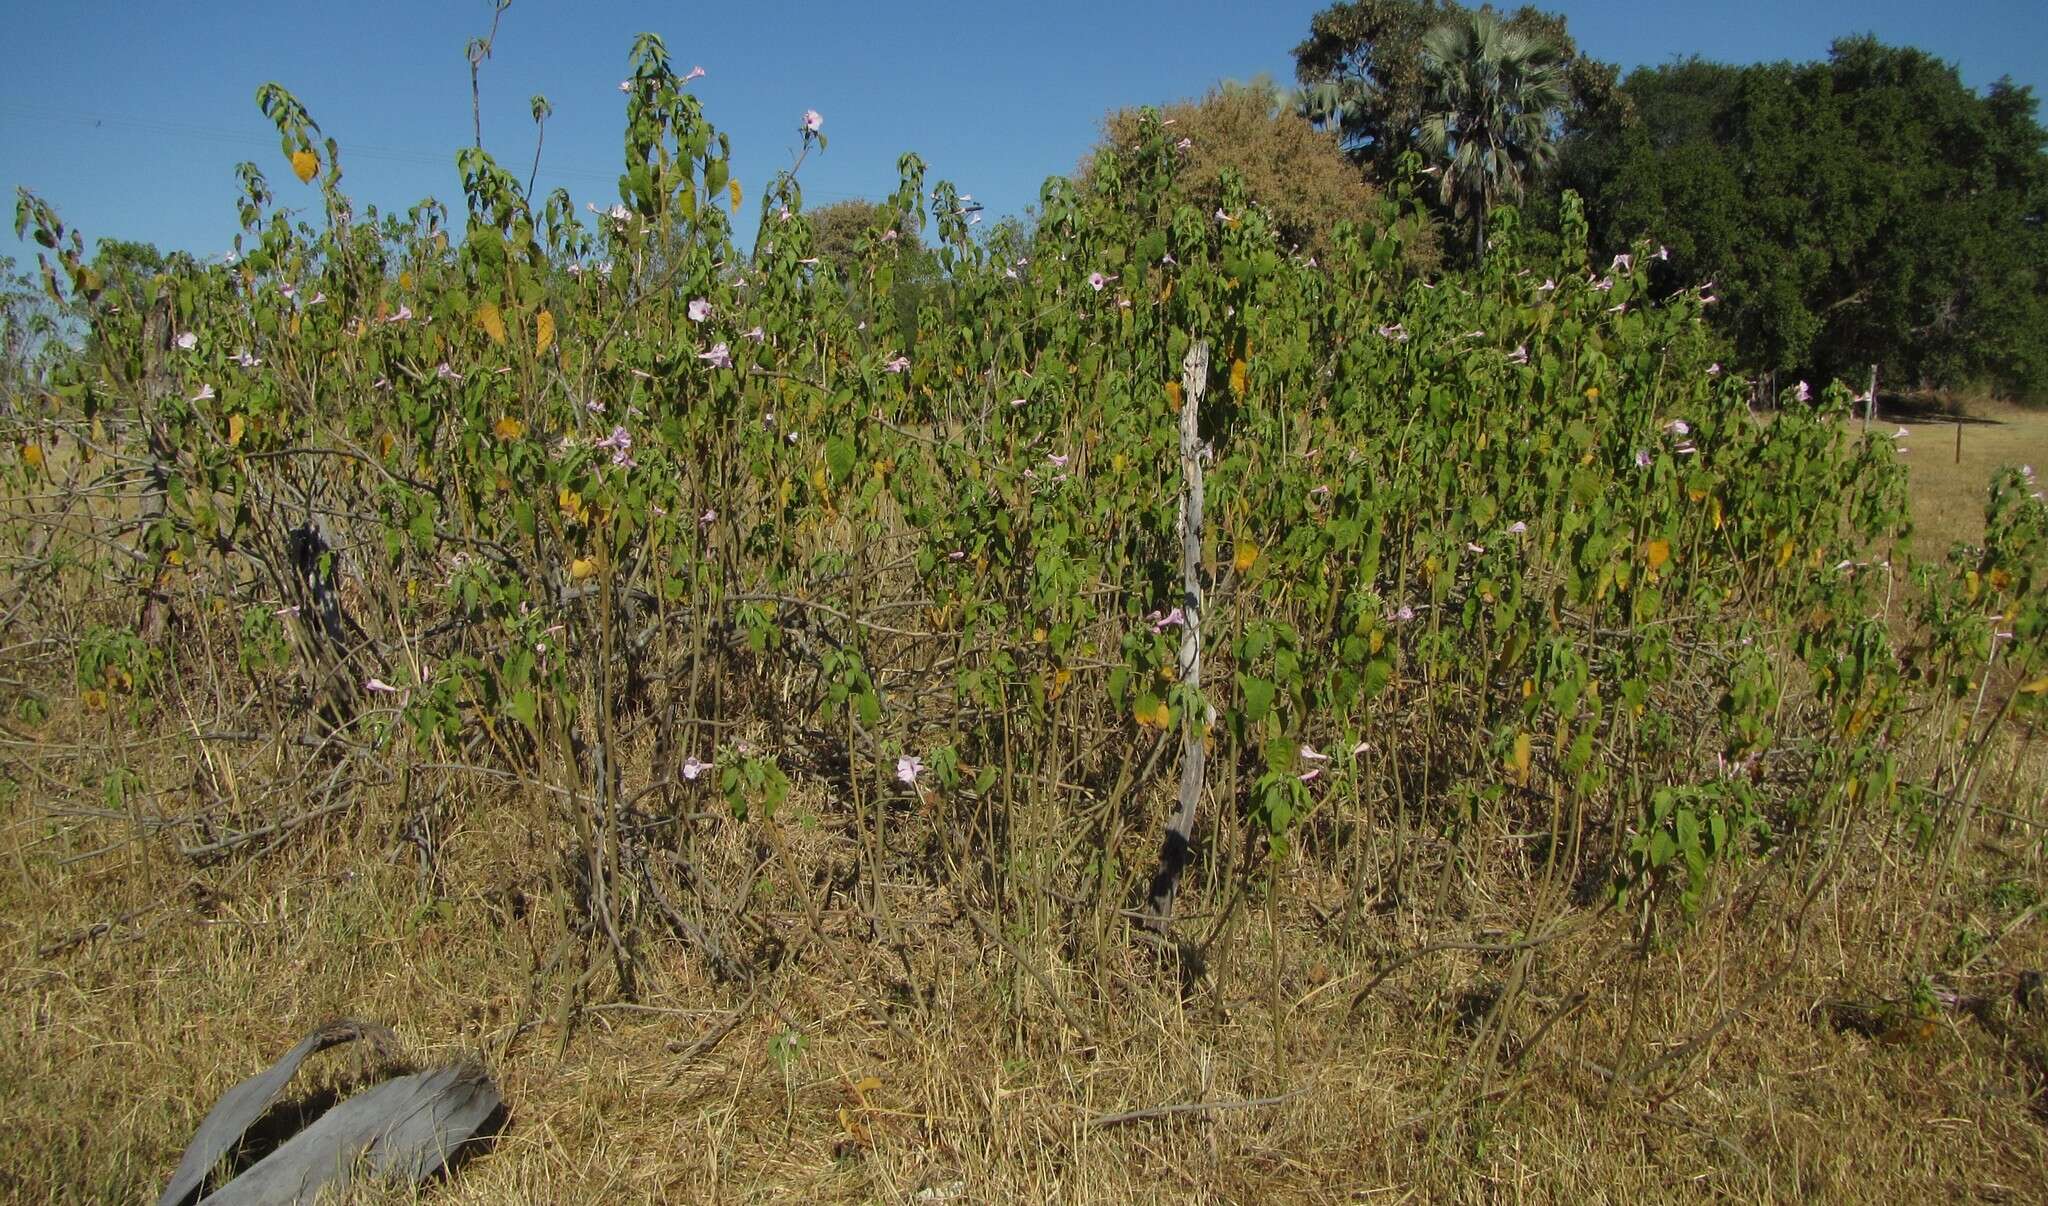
[[1146, 339, 1212, 930]]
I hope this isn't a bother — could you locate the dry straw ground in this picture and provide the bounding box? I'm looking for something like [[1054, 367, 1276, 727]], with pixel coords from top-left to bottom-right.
[[3, 405, 2046, 1204]]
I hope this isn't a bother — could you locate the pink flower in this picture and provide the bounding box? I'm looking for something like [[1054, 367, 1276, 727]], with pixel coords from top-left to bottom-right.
[[1300, 744, 1330, 763], [190, 384, 215, 402], [436, 362, 463, 382], [1391, 605, 1415, 623], [1506, 345, 1529, 365], [699, 342, 733, 369], [1665, 419, 1690, 435], [1009, 397, 1028, 407], [742, 326, 766, 342], [1376, 323, 1408, 342], [1706, 362, 1722, 376], [699, 509, 717, 524], [802, 109, 823, 134], [895, 754, 924, 785], [1466, 542, 1485, 554], [682, 755, 712, 780], [595, 425, 635, 467], [618, 80, 633, 93], [1047, 453, 1069, 468], [1610, 253, 1634, 274], [1507, 521, 1528, 535], [682, 65, 705, 84], [882, 354, 911, 374], [1635, 449, 1653, 469], [1793, 380, 1811, 403], [1148, 607, 1185, 633], [1086, 271, 1111, 291], [687, 298, 712, 323], [387, 305, 412, 323], [1175, 137, 1192, 150], [234, 350, 261, 368], [175, 332, 197, 351], [364, 677, 403, 695]]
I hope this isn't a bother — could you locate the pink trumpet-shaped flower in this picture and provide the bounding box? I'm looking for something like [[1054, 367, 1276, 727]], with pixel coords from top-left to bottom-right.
[[191, 384, 215, 402], [895, 754, 924, 785], [699, 342, 733, 369], [364, 677, 403, 694], [882, 354, 911, 373], [802, 109, 823, 133], [175, 332, 198, 351], [682, 754, 713, 780], [682, 66, 706, 84], [687, 297, 712, 322]]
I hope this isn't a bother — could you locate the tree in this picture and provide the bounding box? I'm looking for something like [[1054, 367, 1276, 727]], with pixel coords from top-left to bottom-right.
[[802, 198, 941, 347], [1089, 79, 1439, 267], [1563, 39, 2048, 401], [1416, 8, 1567, 262], [1294, 0, 1622, 181]]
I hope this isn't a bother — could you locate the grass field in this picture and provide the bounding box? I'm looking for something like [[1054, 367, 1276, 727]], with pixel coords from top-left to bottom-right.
[[3, 408, 2046, 1204]]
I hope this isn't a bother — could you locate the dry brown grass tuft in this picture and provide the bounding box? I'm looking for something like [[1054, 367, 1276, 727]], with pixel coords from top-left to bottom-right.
[[4, 690, 2047, 1202]]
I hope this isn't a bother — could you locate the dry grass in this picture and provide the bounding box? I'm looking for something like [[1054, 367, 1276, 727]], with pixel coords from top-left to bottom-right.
[[4, 697, 2046, 1203], [4, 412, 2048, 1203], [1883, 396, 2048, 552]]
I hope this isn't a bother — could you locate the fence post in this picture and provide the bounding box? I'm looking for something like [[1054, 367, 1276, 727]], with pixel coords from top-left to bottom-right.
[[1146, 339, 1211, 931]]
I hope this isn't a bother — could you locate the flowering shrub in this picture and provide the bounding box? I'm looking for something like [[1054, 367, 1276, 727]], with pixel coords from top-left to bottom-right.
[[12, 32, 2035, 946]]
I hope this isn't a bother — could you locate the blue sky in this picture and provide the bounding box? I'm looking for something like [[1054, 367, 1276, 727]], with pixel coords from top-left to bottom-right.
[[3, 1, 2043, 270]]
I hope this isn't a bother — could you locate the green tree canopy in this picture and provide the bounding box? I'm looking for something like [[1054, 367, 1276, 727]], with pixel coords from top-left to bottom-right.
[[1294, 0, 1623, 182], [1417, 8, 1569, 262], [1560, 38, 2048, 401]]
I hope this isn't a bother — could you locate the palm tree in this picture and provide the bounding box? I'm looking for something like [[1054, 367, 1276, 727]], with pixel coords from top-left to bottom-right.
[[1417, 9, 1568, 264]]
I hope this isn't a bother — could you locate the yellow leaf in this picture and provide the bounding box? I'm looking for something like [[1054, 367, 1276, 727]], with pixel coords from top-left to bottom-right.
[[1646, 539, 1671, 571], [399, 271, 413, 291], [1777, 539, 1796, 568], [728, 178, 743, 213], [1233, 541, 1259, 573], [19, 442, 42, 468], [2020, 676, 2048, 696], [493, 416, 525, 441], [290, 149, 319, 184], [476, 301, 507, 345], [1584, 386, 1599, 400], [1153, 699, 1173, 728], [1369, 629, 1385, 654], [851, 1075, 882, 1095], [1711, 496, 1724, 531], [1965, 570, 1982, 602], [378, 431, 396, 458], [227, 414, 245, 447], [1510, 732, 1532, 786], [81, 688, 108, 712], [534, 308, 555, 356], [1229, 358, 1248, 395], [1165, 380, 1183, 412], [570, 556, 599, 580]]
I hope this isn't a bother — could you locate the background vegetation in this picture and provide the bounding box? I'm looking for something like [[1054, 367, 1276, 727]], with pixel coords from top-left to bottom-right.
[[2, 8, 2046, 1202]]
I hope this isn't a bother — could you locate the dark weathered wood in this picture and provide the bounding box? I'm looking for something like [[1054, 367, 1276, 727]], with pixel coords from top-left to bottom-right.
[[1145, 340, 1211, 930], [157, 1018, 398, 1206], [199, 1062, 500, 1205]]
